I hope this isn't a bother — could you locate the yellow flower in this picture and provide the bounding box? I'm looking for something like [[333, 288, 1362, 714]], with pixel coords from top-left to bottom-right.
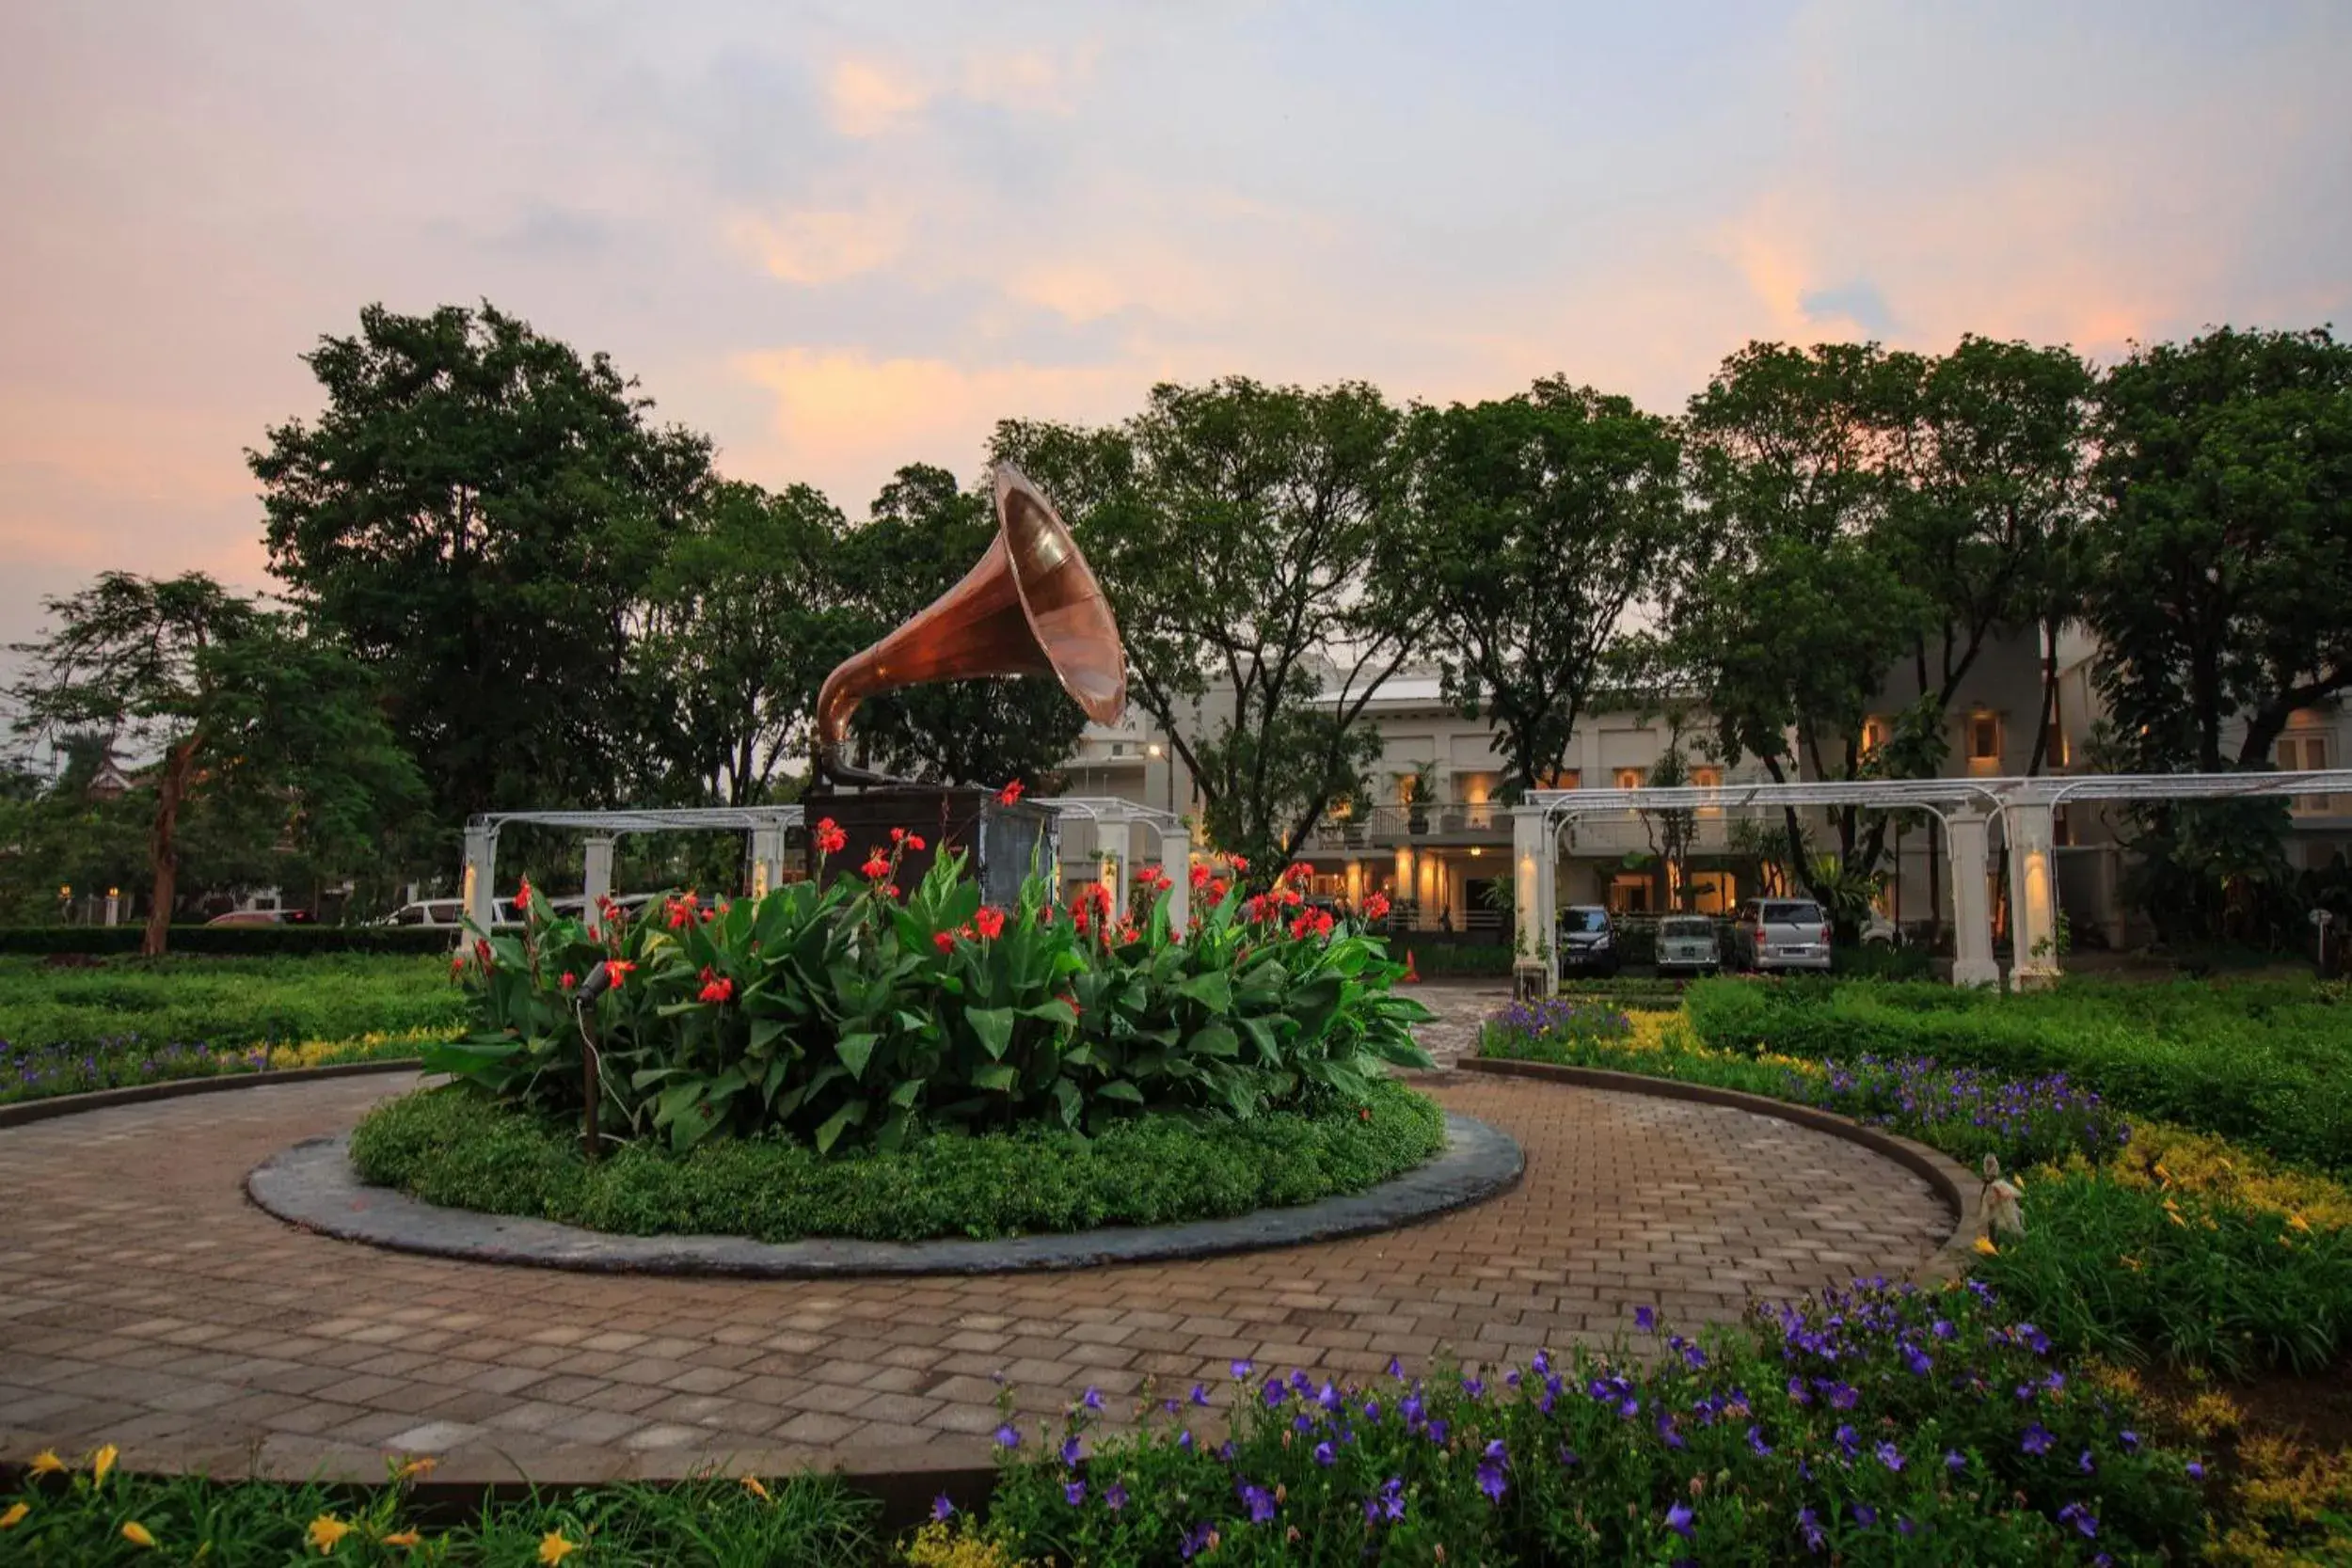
[[2121, 1255, 2142, 1272], [2167, 1209, 2187, 1227], [382, 1530, 421, 1548], [539, 1530, 580, 1564], [1973, 1235, 1999, 1256], [28, 1450, 63, 1476], [122, 1521, 156, 1548], [0, 1503, 27, 1529], [393, 1456, 437, 1482], [93, 1445, 119, 1483], [2289, 1212, 2313, 1233], [740, 1474, 770, 1500], [308, 1514, 354, 1554]]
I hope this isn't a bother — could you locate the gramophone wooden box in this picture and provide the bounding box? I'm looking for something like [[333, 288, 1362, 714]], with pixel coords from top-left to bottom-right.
[[814, 785, 1060, 909]]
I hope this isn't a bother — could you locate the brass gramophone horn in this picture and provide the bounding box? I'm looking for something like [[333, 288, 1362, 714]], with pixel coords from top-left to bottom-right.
[[814, 463, 1128, 785]]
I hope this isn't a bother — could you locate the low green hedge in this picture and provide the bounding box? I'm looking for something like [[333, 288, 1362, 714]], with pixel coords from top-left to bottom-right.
[[1683, 977, 2352, 1174], [0, 926, 455, 957], [1393, 942, 1512, 976], [0, 954, 467, 1054], [350, 1077, 1447, 1243]]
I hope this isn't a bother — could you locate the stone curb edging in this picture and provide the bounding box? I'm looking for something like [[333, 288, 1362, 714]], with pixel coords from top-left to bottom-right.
[[1457, 1056, 1985, 1285], [0, 1059, 426, 1130], [245, 1112, 1525, 1277]]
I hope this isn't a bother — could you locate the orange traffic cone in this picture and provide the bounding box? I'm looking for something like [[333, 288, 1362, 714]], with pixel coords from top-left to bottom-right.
[[1403, 950, 1421, 983]]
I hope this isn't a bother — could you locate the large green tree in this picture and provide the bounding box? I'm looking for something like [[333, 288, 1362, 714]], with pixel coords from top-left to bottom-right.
[[2087, 325, 2352, 772], [995, 379, 1433, 873], [634, 480, 865, 805], [831, 464, 1089, 787], [251, 301, 713, 830], [1402, 377, 1689, 796], [7, 574, 421, 953]]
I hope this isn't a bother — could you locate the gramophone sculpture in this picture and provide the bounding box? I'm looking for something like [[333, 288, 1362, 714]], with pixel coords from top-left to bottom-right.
[[807, 464, 1127, 900]]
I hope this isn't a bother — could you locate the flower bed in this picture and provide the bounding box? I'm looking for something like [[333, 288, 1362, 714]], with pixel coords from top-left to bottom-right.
[[1, 1027, 444, 1107], [347, 1076, 1445, 1243], [433, 833, 1431, 1157]]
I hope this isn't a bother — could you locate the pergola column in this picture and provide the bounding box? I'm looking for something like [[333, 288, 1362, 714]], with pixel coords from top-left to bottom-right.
[[1945, 807, 1998, 988], [1162, 827, 1190, 934], [1511, 804, 1557, 993], [581, 834, 616, 937], [2007, 801, 2060, 990], [747, 822, 784, 899], [1104, 820, 1127, 924], [460, 822, 498, 937]]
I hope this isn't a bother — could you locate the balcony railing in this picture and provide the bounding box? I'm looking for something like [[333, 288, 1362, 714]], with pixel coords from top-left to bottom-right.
[[1309, 802, 1505, 850]]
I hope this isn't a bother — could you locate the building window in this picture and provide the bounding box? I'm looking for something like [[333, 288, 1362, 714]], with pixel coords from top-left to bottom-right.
[[1690, 765, 1723, 816], [1860, 716, 1889, 756], [1608, 872, 1654, 913], [1109, 741, 1126, 757], [2284, 733, 2334, 815], [1965, 711, 2002, 771], [2045, 717, 2070, 768], [1688, 871, 1735, 914], [1538, 768, 1581, 790], [1614, 767, 1645, 790]]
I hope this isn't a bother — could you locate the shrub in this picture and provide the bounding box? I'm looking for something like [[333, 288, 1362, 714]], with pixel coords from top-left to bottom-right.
[[349, 1077, 1446, 1243], [1682, 977, 2352, 1173], [983, 1280, 2204, 1564], [0, 954, 465, 1055], [1973, 1172, 2352, 1379], [435, 842, 1432, 1155]]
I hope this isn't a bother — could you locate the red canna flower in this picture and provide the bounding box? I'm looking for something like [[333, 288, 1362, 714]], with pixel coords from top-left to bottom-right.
[[561, 970, 577, 989], [907, 833, 928, 852], [1189, 863, 1211, 890], [1038, 903, 1055, 925], [1210, 878, 1229, 901], [1119, 923, 1138, 943], [1227, 854, 1249, 874], [474, 938, 493, 969], [1313, 910, 1335, 938], [861, 853, 891, 880], [515, 879, 533, 911], [974, 906, 1006, 941], [959, 923, 977, 942], [932, 930, 955, 954], [890, 827, 907, 844], [1285, 863, 1312, 887], [884, 883, 902, 901], [698, 975, 735, 1006], [998, 779, 1025, 806], [1362, 892, 1391, 922], [603, 959, 637, 990], [814, 817, 848, 856]]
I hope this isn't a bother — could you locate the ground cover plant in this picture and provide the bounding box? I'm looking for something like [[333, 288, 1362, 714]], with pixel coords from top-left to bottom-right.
[[0, 1456, 880, 1565], [0, 952, 463, 1103], [971, 1281, 2203, 1565], [431, 831, 1432, 1156], [350, 1074, 1444, 1243], [1681, 975, 2352, 1174]]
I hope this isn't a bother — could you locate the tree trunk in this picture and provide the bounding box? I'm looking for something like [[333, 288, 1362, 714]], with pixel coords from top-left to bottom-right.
[[144, 736, 200, 958]]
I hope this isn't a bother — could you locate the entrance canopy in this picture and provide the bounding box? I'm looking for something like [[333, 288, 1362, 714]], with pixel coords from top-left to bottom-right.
[[1511, 770, 2352, 990]]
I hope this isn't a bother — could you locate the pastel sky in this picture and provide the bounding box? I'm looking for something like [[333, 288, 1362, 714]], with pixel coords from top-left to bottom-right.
[[4, 1, 2348, 653]]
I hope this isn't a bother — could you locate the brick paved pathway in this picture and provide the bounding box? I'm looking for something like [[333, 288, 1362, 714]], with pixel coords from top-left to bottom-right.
[[0, 1002, 1951, 1480]]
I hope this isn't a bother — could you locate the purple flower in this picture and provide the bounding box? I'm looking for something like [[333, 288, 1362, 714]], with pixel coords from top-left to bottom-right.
[[1386, 1355, 1403, 1378], [1104, 1482, 1127, 1512], [1666, 1501, 1695, 1539], [2058, 1501, 2099, 1539], [1945, 1449, 1966, 1473], [1059, 1434, 1082, 1466], [1318, 1380, 1342, 1411], [1239, 1483, 1275, 1525], [993, 1423, 1021, 1449], [1799, 1508, 1826, 1553], [2079, 1449, 2096, 1474], [1902, 1344, 1932, 1375], [1313, 1441, 1334, 1467], [1835, 1424, 1859, 1459], [1063, 1480, 1086, 1507], [1558, 1446, 1580, 1467], [930, 1494, 954, 1522], [1475, 1459, 1507, 1503], [1363, 1477, 1406, 1525], [1180, 1521, 1216, 1560], [1082, 1386, 1104, 1412], [1532, 1349, 1549, 1375], [1462, 1375, 1485, 1399], [1853, 1503, 1878, 1528], [2022, 1422, 2055, 1457], [2121, 1431, 2140, 1453], [1231, 1359, 1253, 1380], [1634, 1305, 1658, 1333], [1877, 1441, 1905, 1472], [1177, 1430, 1194, 1451], [1747, 1425, 1772, 1457], [1189, 1384, 1211, 1407], [1263, 1381, 1286, 1408]]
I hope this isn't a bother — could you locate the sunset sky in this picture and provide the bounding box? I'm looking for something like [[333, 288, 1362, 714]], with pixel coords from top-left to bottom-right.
[[3, 1, 2347, 652]]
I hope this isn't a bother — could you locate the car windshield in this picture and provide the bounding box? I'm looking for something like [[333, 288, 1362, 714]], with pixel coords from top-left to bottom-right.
[[1562, 909, 1609, 933], [1663, 917, 1713, 937], [1765, 901, 1823, 925]]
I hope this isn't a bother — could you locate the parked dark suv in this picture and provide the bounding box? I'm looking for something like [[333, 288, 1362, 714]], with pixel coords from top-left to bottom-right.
[[1556, 905, 1619, 976]]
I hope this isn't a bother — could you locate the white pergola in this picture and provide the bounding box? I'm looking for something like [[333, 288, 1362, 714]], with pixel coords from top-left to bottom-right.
[[460, 806, 804, 936], [1510, 770, 2352, 990], [1040, 797, 1194, 929]]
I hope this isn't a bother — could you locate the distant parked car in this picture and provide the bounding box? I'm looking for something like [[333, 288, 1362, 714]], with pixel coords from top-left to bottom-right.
[[1730, 897, 1833, 974], [380, 898, 518, 929], [204, 908, 313, 927], [1556, 905, 1620, 977], [1656, 914, 1722, 975]]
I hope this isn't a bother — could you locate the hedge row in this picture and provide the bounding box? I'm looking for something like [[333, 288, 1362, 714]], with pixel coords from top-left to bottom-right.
[[0, 925, 456, 957], [1682, 977, 2352, 1174]]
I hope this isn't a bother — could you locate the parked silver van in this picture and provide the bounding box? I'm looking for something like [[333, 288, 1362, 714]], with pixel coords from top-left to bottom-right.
[[1730, 897, 1833, 974]]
